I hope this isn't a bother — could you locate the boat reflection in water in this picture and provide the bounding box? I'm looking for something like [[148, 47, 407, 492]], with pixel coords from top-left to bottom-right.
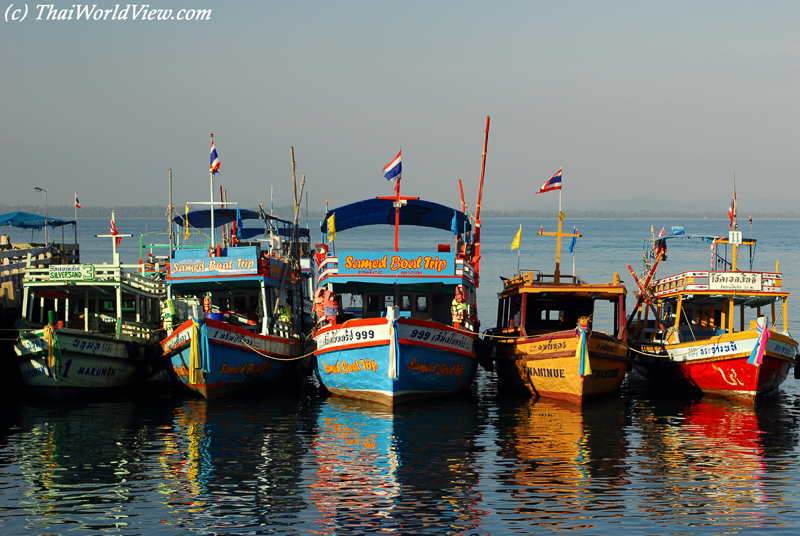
[[309, 395, 486, 535], [493, 395, 630, 531], [7, 392, 175, 529], [156, 396, 310, 532], [493, 392, 799, 532], [630, 395, 797, 530]]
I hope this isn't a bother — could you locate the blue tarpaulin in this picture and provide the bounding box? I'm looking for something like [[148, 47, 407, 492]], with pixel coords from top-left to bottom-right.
[[321, 198, 470, 235], [0, 212, 76, 230], [174, 209, 309, 238]]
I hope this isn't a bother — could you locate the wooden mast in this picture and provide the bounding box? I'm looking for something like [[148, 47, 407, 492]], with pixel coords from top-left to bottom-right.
[[472, 116, 490, 285]]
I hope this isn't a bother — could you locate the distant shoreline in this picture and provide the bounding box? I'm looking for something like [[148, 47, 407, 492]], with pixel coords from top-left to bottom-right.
[[3, 204, 798, 220]]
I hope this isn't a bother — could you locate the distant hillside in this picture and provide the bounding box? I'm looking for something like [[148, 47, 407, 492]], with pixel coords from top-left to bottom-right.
[[3, 204, 798, 220]]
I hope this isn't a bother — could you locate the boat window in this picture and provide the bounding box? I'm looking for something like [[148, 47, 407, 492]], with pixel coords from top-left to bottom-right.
[[219, 297, 230, 312], [416, 296, 428, 313], [400, 295, 412, 311], [366, 294, 380, 312], [384, 295, 395, 308], [525, 297, 593, 331]]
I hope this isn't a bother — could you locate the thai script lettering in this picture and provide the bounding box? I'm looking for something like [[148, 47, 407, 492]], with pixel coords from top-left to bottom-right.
[[321, 328, 376, 347], [406, 329, 472, 351], [708, 272, 762, 291], [532, 340, 567, 353]]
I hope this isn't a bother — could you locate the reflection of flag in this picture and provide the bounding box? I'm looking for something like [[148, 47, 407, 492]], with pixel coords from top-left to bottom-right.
[[382, 151, 402, 183], [511, 225, 521, 250], [536, 167, 562, 194], [74, 193, 81, 209], [110, 214, 121, 247], [569, 227, 578, 253], [210, 139, 221, 174], [728, 190, 737, 228], [327, 213, 336, 243]]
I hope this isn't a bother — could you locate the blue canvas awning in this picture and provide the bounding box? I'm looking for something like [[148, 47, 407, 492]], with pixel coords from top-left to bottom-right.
[[0, 211, 76, 230], [321, 198, 470, 235], [174, 209, 309, 238]]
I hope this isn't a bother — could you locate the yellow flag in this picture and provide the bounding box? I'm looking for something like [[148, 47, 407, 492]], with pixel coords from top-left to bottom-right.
[[327, 213, 336, 243], [511, 225, 521, 250], [184, 204, 190, 240]]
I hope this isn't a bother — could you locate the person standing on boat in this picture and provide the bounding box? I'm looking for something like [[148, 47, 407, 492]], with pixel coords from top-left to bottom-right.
[[452, 286, 468, 328]]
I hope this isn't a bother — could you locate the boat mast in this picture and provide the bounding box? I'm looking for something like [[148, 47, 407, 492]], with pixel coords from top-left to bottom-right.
[[394, 157, 401, 252], [209, 134, 216, 250], [472, 116, 490, 284]]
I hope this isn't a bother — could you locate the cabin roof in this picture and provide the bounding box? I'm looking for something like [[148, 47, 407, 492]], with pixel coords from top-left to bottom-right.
[[321, 198, 470, 235]]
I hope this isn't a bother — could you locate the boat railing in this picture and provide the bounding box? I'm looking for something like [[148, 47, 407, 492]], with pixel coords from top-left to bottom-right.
[[504, 270, 587, 289], [23, 265, 166, 296], [651, 270, 783, 297], [118, 319, 162, 340]]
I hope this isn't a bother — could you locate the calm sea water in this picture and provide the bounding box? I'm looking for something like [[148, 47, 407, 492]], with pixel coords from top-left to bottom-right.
[[2, 216, 800, 535]]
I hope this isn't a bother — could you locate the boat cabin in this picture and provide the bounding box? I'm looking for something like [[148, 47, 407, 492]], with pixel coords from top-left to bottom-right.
[[496, 271, 627, 340], [19, 264, 165, 339]]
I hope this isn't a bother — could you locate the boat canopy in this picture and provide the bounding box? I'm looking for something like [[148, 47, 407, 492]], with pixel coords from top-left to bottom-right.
[[0, 211, 76, 230], [321, 198, 471, 235], [173, 209, 309, 238]]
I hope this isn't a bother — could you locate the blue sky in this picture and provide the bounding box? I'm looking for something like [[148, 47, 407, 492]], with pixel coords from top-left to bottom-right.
[[3, 1, 798, 216]]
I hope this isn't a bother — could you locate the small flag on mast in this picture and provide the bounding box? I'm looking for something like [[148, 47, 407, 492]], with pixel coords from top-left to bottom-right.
[[382, 151, 402, 184], [210, 138, 221, 175], [536, 168, 562, 194], [74, 193, 81, 209], [110, 214, 122, 247], [728, 190, 737, 228], [511, 225, 522, 251], [327, 213, 336, 243], [569, 227, 578, 253]]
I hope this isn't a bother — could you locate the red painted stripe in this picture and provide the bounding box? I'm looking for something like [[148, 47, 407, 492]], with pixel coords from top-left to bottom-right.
[[397, 338, 475, 357]]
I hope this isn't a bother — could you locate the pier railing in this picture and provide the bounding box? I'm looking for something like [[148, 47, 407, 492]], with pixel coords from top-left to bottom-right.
[[0, 243, 80, 309]]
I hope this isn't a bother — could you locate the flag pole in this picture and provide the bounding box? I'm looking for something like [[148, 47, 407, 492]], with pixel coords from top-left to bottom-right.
[[210, 134, 215, 251], [73, 191, 78, 245], [394, 146, 401, 252]]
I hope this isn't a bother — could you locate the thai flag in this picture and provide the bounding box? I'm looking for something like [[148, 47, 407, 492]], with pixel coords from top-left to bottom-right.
[[382, 150, 402, 183], [536, 167, 562, 194], [110, 215, 122, 247], [728, 190, 736, 228], [74, 193, 81, 209], [210, 139, 221, 175]]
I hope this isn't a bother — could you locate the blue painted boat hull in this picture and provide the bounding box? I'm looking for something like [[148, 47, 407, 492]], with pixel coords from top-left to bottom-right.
[[313, 318, 477, 405], [162, 318, 303, 399]]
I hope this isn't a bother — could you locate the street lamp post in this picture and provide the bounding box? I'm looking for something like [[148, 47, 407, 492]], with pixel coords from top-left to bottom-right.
[[34, 187, 48, 244]]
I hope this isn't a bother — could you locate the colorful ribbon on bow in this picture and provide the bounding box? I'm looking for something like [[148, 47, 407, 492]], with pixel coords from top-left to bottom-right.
[[576, 317, 592, 378], [747, 317, 771, 366], [189, 319, 210, 384]]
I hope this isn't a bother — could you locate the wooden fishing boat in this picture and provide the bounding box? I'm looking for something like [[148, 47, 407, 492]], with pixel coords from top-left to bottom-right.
[[491, 271, 630, 405], [626, 219, 798, 404], [160, 207, 308, 399], [489, 188, 630, 405], [13, 224, 165, 396], [310, 118, 491, 406]]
